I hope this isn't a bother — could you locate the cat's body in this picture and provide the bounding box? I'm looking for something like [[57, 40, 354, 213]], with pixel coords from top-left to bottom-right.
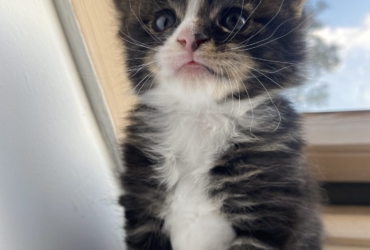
[[115, 0, 322, 249]]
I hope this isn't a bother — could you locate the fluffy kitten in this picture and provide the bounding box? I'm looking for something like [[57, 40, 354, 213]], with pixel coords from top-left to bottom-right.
[[114, 0, 322, 249]]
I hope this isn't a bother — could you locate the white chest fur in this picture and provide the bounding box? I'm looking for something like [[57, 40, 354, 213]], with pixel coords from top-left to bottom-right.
[[140, 90, 248, 250], [160, 109, 236, 250], [164, 176, 235, 250]]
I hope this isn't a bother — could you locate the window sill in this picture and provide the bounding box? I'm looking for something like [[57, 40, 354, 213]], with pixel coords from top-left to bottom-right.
[[303, 111, 370, 182], [324, 206, 370, 249]]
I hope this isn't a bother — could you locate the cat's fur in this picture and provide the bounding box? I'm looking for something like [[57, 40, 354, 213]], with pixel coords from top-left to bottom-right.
[[114, 0, 322, 249]]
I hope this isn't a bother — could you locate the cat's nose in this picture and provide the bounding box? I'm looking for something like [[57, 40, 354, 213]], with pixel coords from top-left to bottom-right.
[[193, 33, 209, 50], [177, 30, 209, 52]]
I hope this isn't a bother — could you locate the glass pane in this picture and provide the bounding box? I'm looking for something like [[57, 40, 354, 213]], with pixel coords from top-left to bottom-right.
[[292, 0, 370, 112]]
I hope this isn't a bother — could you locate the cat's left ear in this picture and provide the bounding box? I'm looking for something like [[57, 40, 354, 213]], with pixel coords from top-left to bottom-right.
[[291, 0, 307, 17]]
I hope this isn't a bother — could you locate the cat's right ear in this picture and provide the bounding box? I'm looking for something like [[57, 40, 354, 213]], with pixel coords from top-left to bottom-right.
[[291, 0, 307, 17], [114, 0, 124, 12], [114, 0, 131, 14]]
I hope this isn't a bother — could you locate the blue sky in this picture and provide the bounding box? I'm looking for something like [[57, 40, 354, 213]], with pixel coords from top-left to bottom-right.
[[308, 0, 370, 27], [300, 1, 370, 112]]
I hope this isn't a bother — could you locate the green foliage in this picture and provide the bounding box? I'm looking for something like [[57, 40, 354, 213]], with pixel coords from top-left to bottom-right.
[[308, 0, 341, 77], [292, 0, 341, 109]]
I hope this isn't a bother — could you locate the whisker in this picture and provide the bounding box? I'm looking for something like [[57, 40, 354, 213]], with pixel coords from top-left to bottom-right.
[[249, 71, 281, 132], [224, 61, 242, 125], [124, 46, 151, 54], [126, 60, 159, 77], [118, 26, 160, 51], [239, 0, 285, 46], [234, 12, 314, 52], [118, 33, 159, 51], [146, 70, 158, 93], [138, 2, 164, 44], [222, 0, 247, 43], [135, 71, 156, 95], [128, 0, 163, 45], [227, 0, 262, 43], [243, 66, 285, 90], [236, 55, 298, 65], [125, 22, 158, 47], [125, 57, 154, 61], [226, 62, 257, 139], [241, 82, 257, 139], [126, 61, 157, 72], [225, 64, 235, 127], [233, 17, 293, 51]]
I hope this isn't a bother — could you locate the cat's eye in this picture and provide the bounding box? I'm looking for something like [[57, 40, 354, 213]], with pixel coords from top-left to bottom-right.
[[154, 10, 176, 32], [220, 8, 248, 31]]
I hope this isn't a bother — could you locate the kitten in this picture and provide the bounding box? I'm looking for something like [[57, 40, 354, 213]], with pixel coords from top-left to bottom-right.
[[114, 0, 322, 249]]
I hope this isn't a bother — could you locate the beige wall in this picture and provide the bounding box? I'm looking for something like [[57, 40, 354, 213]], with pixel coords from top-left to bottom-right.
[[0, 0, 124, 248], [71, 0, 134, 137]]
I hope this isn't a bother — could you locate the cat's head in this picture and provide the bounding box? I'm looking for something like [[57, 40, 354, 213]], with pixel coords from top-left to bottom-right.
[[115, 0, 307, 101]]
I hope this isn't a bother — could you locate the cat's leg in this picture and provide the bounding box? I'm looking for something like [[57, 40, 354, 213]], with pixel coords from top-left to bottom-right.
[[285, 211, 323, 250], [120, 195, 172, 250], [224, 209, 322, 250], [220, 192, 323, 250], [210, 150, 322, 250], [120, 137, 172, 249], [226, 214, 322, 250]]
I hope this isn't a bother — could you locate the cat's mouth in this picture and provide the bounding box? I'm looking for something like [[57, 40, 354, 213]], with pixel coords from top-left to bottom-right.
[[177, 59, 216, 76], [179, 60, 206, 70], [184, 61, 202, 67]]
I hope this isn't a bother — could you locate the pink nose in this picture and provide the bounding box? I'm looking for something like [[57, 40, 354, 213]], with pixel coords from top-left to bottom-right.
[[177, 29, 209, 52]]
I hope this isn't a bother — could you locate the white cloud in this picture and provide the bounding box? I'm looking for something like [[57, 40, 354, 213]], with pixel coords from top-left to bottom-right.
[[302, 14, 370, 112], [312, 14, 370, 52]]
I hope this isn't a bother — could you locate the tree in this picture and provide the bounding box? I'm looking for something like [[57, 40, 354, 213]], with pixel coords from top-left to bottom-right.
[[292, 0, 341, 109]]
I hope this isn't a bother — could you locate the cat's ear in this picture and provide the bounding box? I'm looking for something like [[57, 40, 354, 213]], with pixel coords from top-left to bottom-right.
[[291, 0, 307, 17]]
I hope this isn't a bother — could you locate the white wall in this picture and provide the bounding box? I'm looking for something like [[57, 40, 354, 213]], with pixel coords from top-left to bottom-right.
[[0, 1, 124, 249]]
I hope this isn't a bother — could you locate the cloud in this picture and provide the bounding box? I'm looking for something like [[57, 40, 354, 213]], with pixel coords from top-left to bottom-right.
[[311, 14, 370, 52], [303, 13, 370, 112]]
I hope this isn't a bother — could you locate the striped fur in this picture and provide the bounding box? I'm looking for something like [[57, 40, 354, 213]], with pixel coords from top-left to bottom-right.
[[115, 0, 322, 249]]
